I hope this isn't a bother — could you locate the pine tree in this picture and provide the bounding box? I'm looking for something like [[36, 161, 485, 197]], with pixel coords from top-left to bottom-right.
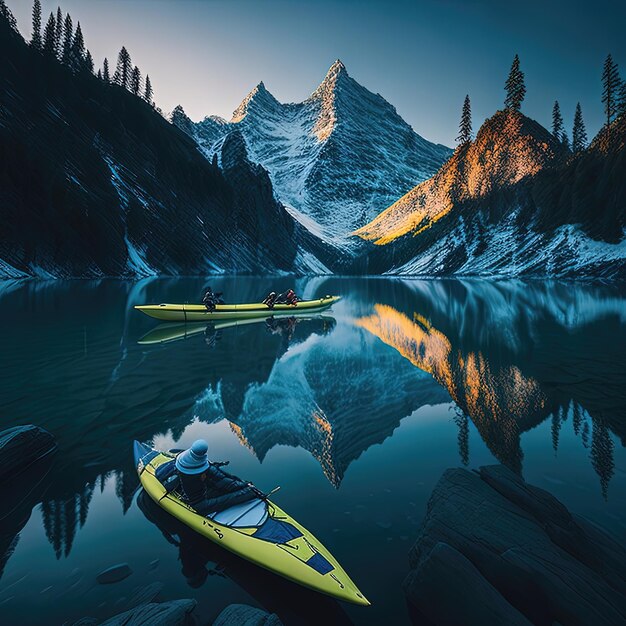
[[61, 13, 73, 65], [454, 409, 470, 466], [102, 57, 110, 83], [572, 402, 582, 436], [591, 417, 615, 500], [551, 101, 564, 140], [601, 54, 620, 128], [456, 94, 472, 145], [42, 12, 56, 55], [0, 0, 18, 31], [84, 49, 94, 74], [170, 105, 193, 134], [572, 102, 588, 153], [144, 74, 153, 105], [131, 65, 141, 96], [551, 411, 562, 454], [561, 130, 570, 151], [581, 420, 590, 448], [54, 6, 62, 58], [97, 68, 102, 80], [114, 46, 132, 90], [504, 54, 526, 111], [70, 22, 85, 72], [31, 0, 42, 50]]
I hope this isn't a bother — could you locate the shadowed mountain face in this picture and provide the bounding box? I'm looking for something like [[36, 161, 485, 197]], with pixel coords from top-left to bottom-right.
[[354, 110, 626, 278], [0, 277, 624, 567], [0, 20, 325, 279], [185, 60, 451, 242]]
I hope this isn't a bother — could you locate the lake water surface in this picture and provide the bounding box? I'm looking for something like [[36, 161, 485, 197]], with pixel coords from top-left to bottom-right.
[[1, 277, 625, 625]]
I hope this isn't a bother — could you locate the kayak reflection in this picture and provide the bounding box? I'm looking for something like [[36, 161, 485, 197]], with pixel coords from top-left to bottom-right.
[[138, 315, 337, 348], [137, 490, 353, 625]]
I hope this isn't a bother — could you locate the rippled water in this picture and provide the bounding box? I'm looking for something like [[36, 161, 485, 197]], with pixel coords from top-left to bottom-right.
[[1, 277, 625, 625]]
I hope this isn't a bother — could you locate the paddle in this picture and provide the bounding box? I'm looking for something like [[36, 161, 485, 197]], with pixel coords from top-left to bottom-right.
[[226, 485, 281, 527]]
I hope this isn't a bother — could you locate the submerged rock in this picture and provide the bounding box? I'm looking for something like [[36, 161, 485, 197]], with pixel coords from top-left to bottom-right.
[[0, 427, 56, 580], [0, 425, 57, 481], [96, 563, 133, 585], [404, 465, 626, 625], [125, 582, 164, 608], [213, 603, 283, 626], [99, 599, 196, 626]]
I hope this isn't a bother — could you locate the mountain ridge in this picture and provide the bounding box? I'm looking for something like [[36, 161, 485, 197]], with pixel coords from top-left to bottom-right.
[[183, 60, 452, 242], [0, 18, 329, 278], [352, 109, 626, 278]]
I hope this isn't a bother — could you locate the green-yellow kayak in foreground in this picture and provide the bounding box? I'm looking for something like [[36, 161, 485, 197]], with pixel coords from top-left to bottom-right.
[[134, 296, 340, 322], [134, 441, 370, 606]]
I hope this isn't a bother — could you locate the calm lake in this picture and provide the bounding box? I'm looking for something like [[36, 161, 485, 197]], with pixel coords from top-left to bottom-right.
[[1, 277, 625, 625]]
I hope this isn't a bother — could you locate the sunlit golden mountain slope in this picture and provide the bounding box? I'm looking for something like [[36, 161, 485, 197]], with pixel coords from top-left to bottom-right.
[[354, 110, 562, 245]]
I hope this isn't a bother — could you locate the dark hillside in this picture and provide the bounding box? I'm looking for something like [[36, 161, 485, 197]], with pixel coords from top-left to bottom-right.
[[0, 18, 308, 277]]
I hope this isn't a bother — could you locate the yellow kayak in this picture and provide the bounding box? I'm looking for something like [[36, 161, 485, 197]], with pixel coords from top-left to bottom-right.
[[134, 296, 340, 322], [134, 441, 369, 606]]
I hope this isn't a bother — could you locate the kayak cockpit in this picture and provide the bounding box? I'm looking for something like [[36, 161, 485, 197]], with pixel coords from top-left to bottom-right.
[[210, 498, 268, 527], [136, 444, 269, 528]]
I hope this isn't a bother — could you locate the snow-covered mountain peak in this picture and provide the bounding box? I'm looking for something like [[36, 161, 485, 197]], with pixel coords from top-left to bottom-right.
[[310, 59, 350, 100], [200, 114, 228, 126], [231, 81, 280, 123], [190, 61, 452, 243], [322, 59, 348, 82]]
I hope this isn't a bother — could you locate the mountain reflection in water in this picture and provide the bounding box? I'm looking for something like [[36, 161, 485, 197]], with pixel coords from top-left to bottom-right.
[[0, 277, 624, 625], [356, 285, 624, 495]]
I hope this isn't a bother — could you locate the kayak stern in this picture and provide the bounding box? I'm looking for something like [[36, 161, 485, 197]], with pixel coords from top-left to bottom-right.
[[133, 440, 153, 469]]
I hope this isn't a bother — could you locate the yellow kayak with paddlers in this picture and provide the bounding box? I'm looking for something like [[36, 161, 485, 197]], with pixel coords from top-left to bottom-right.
[[134, 441, 370, 606], [134, 289, 340, 323]]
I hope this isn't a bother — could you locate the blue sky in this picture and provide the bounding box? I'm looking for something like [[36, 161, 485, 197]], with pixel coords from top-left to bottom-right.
[[12, 0, 626, 147]]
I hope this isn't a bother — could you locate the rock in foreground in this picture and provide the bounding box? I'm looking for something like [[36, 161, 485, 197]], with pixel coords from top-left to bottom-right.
[[99, 599, 196, 626], [213, 603, 283, 626], [404, 465, 626, 625], [0, 425, 57, 481]]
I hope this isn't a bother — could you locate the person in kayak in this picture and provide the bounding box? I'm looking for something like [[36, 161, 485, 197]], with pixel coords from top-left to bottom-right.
[[266, 316, 298, 357], [175, 440, 259, 515], [262, 291, 277, 308], [274, 289, 299, 306], [202, 287, 224, 311]]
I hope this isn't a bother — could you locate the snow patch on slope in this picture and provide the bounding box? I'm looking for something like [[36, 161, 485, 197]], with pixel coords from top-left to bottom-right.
[[104, 157, 158, 277], [293, 250, 332, 275], [0, 258, 30, 280], [393, 212, 626, 279], [124, 235, 157, 277]]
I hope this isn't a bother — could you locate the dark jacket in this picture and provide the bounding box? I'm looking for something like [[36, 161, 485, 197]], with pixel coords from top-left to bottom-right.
[[178, 462, 256, 514]]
